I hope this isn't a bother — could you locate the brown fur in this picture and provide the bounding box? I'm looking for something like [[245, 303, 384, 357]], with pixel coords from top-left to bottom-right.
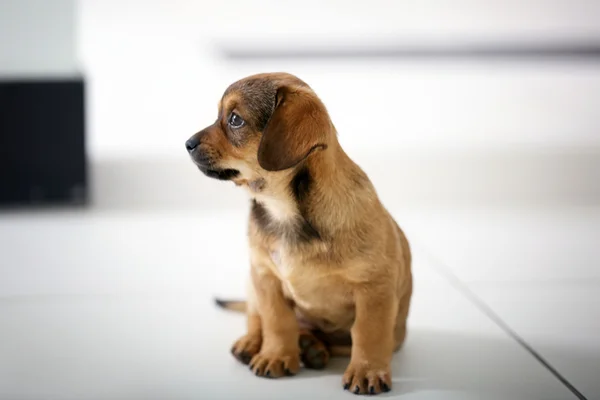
[[186, 72, 412, 395]]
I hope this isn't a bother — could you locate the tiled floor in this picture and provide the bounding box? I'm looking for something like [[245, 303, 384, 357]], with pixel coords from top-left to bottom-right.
[[470, 282, 600, 399], [402, 207, 600, 400], [0, 207, 596, 399]]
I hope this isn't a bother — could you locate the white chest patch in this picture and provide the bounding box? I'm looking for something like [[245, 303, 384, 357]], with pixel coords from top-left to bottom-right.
[[260, 196, 297, 223]]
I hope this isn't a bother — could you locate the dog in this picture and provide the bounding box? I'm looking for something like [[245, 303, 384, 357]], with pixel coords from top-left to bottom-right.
[[185, 72, 412, 395]]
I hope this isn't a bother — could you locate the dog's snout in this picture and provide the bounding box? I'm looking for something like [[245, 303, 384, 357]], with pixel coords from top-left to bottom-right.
[[185, 136, 200, 152]]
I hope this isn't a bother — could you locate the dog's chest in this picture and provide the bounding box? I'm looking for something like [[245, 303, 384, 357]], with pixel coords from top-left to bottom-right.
[[269, 248, 349, 313]]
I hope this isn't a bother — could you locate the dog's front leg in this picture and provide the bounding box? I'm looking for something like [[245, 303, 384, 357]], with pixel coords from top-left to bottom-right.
[[343, 284, 398, 395], [248, 265, 300, 378]]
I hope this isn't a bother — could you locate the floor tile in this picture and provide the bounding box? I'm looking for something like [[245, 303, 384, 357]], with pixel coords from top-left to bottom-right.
[[470, 282, 600, 400]]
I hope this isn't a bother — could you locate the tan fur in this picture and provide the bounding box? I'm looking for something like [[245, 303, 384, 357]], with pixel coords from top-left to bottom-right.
[[186, 72, 412, 395]]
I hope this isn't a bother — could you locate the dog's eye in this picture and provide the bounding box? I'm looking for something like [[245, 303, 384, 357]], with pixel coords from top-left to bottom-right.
[[228, 113, 245, 128]]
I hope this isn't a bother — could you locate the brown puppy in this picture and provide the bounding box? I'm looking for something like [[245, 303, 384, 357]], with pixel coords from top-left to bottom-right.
[[185, 73, 412, 395]]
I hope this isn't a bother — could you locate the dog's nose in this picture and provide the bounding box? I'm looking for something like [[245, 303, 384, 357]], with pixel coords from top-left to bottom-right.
[[185, 137, 200, 152]]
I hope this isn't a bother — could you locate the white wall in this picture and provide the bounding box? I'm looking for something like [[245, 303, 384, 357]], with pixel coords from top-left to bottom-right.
[[78, 0, 600, 159], [0, 0, 78, 78]]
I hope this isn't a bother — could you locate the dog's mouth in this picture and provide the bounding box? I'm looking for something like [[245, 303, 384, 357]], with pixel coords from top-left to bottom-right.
[[197, 165, 240, 181], [189, 150, 240, 181]]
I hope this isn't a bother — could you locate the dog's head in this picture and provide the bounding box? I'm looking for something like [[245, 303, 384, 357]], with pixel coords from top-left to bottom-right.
[[185, 73, 333, 184]]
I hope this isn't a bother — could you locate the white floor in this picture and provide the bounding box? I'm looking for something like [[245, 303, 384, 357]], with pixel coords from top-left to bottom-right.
[[0, 207, 597, 399]]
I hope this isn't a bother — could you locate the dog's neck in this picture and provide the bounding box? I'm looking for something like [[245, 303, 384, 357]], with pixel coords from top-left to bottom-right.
[[249, 141, 366, 241]]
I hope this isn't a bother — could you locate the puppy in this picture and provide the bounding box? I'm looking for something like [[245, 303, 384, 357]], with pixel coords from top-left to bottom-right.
[[185, 73, 412, 395]]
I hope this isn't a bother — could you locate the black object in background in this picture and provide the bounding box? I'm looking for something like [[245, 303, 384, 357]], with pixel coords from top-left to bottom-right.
[[0, 79, 87, 207]]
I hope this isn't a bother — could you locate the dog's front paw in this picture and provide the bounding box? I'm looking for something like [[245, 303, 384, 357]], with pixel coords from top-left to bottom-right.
[[231, 334, 262, 365], [249, 349, 300, 378], [342, 360, 392, 395]]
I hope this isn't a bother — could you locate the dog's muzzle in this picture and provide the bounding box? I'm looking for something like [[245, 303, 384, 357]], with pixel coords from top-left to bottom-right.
[[185, 136, 239, 181]]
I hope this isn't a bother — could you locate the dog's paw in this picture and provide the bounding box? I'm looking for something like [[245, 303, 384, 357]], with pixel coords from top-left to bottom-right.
[[249, 349, 300, 378], [231, 334, 262, 365], [299, 331, 330, 370], [342, 361, 392, 395]]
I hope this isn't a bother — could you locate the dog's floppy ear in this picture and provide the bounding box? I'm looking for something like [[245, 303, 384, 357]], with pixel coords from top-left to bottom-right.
[[257, 87, 329, 171]]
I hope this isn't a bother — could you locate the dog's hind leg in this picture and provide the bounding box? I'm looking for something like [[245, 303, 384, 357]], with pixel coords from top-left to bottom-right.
[[299, 330, 330, 369], [312, 329, 353, 358]]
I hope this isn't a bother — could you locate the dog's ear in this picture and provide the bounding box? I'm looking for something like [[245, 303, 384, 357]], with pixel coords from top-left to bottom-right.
[[257, 87, 329, 171]]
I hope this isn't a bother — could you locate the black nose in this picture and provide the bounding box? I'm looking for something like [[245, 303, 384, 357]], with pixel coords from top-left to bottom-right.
[[185, 137, 200, 152]]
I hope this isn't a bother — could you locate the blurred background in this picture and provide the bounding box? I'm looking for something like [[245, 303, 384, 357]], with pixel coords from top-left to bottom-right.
[[1, 1, 599, 399]]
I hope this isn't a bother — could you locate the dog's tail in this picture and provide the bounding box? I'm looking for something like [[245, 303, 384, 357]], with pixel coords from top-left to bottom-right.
[[214, 298, 247, 313]]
